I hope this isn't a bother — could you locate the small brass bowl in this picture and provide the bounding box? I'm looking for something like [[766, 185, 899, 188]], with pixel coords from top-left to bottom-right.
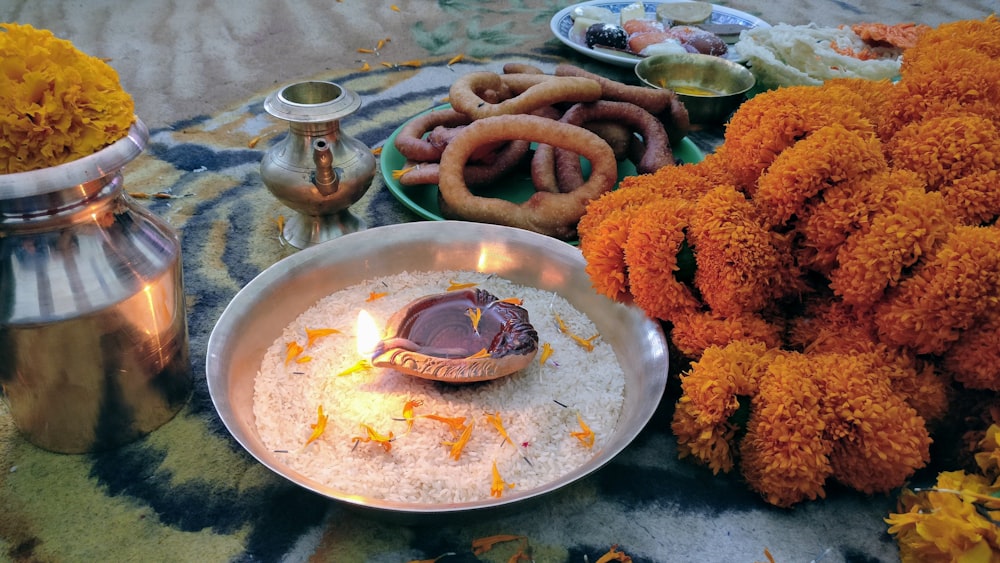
[[635, 53, 756, 125]]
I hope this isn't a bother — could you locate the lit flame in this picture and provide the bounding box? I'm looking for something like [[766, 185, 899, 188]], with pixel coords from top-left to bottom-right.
[[476, 248, 490, 272], [355, 309, 381, 357]]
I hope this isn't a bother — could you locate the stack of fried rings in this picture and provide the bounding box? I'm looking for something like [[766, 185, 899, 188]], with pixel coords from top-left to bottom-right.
[[392, 63, 691, 240]]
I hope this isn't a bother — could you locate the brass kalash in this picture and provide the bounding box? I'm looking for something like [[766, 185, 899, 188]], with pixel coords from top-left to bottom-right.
[[259, 81, 376, 249]]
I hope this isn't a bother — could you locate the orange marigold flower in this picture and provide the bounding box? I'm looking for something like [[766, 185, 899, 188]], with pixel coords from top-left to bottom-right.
[[753, 123, 887, 228], [884, 113, 1000, 191], [0, 23, 135, 173], [882, 49, 1000, 140], [809, 352, 932, 495], [620, 198, 700, 321], [679, 340, 771, 426], [823, 78, 896, 132], [942, 307, 1000, 391], [720, 85, 875, 192], [829, 186, 953, 309], [739, 353, 832, 507], [687, 185, 789, 316], [580, 208, 636, 301], [900, 15, 1000, 73], [578, 160, 717, 241], [670, 340, 774, 474], [939, 169, 1000, 226], [793, 168, 911, 275], [669, 310, 784, 360], [874, 225, 1000, 355]]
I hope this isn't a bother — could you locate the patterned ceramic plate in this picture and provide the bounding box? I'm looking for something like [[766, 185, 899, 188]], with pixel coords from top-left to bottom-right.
[[550, 0, 770, 66]]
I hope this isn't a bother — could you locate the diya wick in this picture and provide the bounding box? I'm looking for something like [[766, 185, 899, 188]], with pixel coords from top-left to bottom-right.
[[370, 289, 538, 383]]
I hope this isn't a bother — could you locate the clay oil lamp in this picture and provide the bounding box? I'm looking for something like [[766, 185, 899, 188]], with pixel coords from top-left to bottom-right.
[[370, 289, 538, 383]]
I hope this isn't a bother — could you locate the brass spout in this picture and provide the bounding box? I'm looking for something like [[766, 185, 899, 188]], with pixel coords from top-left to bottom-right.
[[311, 138, 339, 196]]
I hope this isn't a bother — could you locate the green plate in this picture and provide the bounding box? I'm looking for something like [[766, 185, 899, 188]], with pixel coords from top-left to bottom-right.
[[381, 105, 704, 224]]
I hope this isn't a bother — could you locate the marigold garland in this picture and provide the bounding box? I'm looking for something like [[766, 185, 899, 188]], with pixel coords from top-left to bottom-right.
[[793, 168, 911, 275], [576, 15, 1000, 532], [752, 123, 886, 228], [687, 185, 785, 316], [874, 225, 1000, 355], [0, 23, 135, 173], [828, 186, 953, 308], [716, 85, 875, 192]]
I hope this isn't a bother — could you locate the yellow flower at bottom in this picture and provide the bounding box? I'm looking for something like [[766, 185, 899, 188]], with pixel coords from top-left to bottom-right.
[[886, 470, 1000, 562]]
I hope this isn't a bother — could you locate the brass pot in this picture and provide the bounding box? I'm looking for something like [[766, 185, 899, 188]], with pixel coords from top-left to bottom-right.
[[260, 81, 376, 249]]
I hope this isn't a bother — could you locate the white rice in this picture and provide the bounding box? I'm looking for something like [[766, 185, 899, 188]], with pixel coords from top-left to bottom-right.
[[252, 270, 625, 504]]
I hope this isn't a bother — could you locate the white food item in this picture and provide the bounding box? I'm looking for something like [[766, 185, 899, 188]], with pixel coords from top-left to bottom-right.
[[572, 5, 617, 24], [656, 1, 713, 25], [639, 38, 690, 56], [619, 2, 647, 25], [736, 23, 904, 89]]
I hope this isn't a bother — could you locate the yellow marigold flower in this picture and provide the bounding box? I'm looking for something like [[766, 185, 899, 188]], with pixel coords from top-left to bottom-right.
[[829, 186, 953, 309], [874, 225, 1000, 355], [0, 23, 135, 173], [975, 423, 1000, 477], [886, 467, 1000, 562], [753, 123, 887, 228]]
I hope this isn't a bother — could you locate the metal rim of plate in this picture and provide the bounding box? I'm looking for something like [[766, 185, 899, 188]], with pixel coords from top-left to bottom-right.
[[550, 0, 771, 67]]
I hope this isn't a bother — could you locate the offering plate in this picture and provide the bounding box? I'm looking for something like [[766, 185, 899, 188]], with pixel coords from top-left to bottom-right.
[[206, 221, 668, 522]]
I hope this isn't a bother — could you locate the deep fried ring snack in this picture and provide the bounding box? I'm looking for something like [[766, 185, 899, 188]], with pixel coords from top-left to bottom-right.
[[394, 108, 472, 161], [438, 115, 617, 240], [538, 100, 672, 192], [448, 72, 602, 120], [554, 63, 675, 115], [397, 139, 531, 187], [502, 62, 545, 75], [555, 63, 691, 146], [561, 100, 673, 175]]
